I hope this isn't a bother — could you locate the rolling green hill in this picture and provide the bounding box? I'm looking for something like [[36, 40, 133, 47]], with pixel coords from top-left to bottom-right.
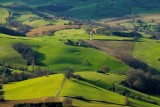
[[2, 73, 160, 107], [0, 29, 129, 72], [133, 38, 160, 71]]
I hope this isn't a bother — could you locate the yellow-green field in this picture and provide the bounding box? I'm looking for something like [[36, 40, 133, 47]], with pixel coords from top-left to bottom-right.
[[0, 8, 9, 24]]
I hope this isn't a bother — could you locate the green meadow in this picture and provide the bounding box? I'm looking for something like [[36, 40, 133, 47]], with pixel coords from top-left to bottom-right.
[[3, 74, 64, 100], [0, 29, 129, 72], [133, 39, 160, 71], [2, 73, 160, 107]]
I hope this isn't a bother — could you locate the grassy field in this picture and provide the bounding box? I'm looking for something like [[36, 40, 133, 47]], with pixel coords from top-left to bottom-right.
[[4, 74, 124, 104], [0, 8, 9, 24], [0, 30, 129, 72], [4, 73, 125, 104], [71, 98, 128, 107], [133, 39, 160, 71], [2, 73, 160, 107], [60, 79, 126, 105], [3, 74, 64, 100], [11, 11, 69, 28], [76, 72, 125, 89]]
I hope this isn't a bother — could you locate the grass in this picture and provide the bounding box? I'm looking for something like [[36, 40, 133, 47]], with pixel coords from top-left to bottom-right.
[[71, 98, 128, 107], [130, 99, 160, 107], [12, 12, 69, 28], [0, 8, 9, 24], [0, 30, 129, 72], [133, 38, 160, 71], [54, 29, 133, 41], [60, 79, 125, 105], [76, 72, 125, 89], [3, 74, 64, 100], [3, 72, 160, 107]]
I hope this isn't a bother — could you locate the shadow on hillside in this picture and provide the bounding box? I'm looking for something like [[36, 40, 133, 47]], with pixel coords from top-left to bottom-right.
[[0, 90, 4, 102], [34, 51, 46, 66]]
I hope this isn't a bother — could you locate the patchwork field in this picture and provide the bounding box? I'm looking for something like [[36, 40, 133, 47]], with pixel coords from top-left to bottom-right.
[[0, 0, 160, 107], [2, 72, 160, 107]]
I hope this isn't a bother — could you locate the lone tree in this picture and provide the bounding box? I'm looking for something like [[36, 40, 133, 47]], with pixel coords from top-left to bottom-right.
[[102, 66, 110, 74], [63, 97, 72, 107], [64, 66, 74, 80]]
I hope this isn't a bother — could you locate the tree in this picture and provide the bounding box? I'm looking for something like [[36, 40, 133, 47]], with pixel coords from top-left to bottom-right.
[[64, 67, 74, 80], [101, 66, 110, 74], [63, 97, 72, 107], [126, 70, 160, 94], [156, 23, 160, 32], [0, 84, 2, 89]]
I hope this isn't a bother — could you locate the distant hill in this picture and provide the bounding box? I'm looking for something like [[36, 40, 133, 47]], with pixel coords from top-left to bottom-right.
[[0, 0, 160, 19]]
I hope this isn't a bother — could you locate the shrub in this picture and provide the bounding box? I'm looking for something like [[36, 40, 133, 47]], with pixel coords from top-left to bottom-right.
[[0, 96, 4, 102], [14, 102, 63, 107], [101, 66, 110, 74], [63, 98, 72, 107], [126, 70, 160, 94], [97, 66, 110, 74], [0, 84, 2, 89], [125, 97, 130, 106]]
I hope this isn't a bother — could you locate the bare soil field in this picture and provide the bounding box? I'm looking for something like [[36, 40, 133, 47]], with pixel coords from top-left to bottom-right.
[[27, 25, 79, 37], [85, 40, 135, 56]]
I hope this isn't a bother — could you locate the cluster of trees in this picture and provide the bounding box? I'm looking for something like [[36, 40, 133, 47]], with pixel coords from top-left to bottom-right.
[[14, 102, 63, 107], [0, 26, 25, 36], [13, 43, 45, 66], [0, 66, 12, 76], [115, 54, 158, 74], [63, 67, 81, 80], [112, 31, 142, 38], [113, 84, 160, 105], [0, 76, 4, 102], [126, 70, 160, 94], [86, 27, 141, 41], [2, 67, 54, 84], [7, 21, 32, 34], [0, 61, 28, 72], [65, 39, 91, 48]]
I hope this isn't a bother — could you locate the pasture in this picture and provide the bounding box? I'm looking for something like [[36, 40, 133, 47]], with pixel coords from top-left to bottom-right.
[[0, 8, 9, 24], [0, 31, 129, 72], [133, 39, 160, 71]]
